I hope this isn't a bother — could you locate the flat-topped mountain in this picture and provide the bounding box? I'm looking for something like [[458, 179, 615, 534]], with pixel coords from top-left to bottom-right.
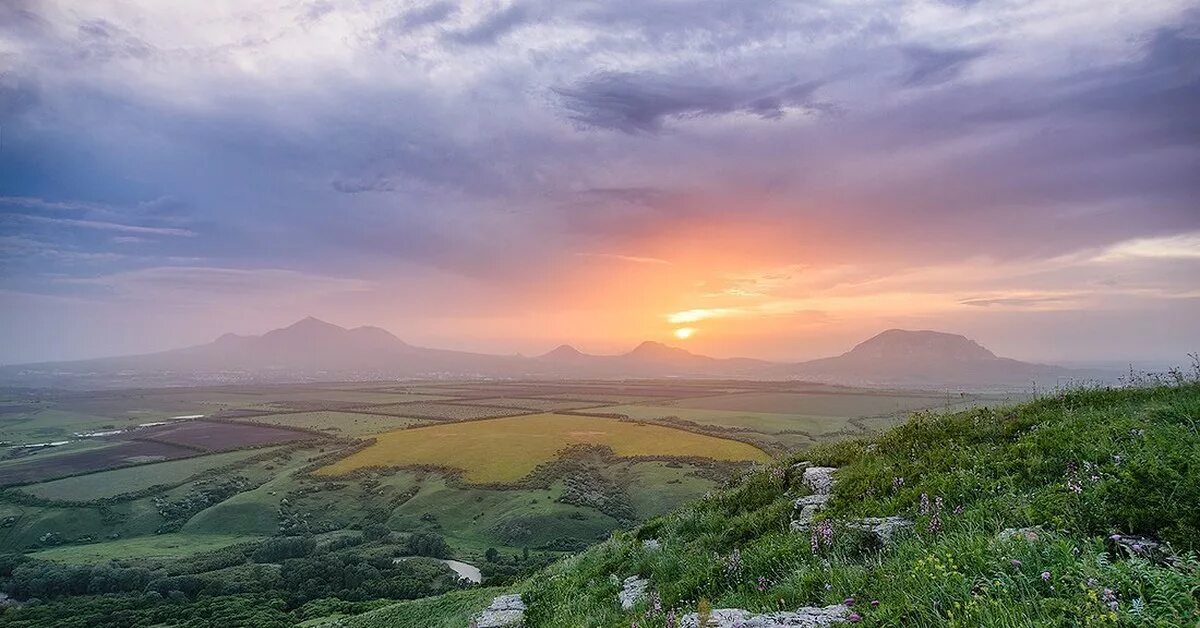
[[839, 329, 997, 362], [0, 319, 1095, 389], [782, 329, 1071, 387]]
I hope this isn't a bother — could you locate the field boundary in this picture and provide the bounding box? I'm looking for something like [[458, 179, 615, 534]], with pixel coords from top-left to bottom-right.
[[0, 440, 332, 507], [310, 442, 757, 492]]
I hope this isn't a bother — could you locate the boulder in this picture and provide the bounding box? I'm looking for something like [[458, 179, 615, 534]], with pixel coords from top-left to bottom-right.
[[847, 516, 913, 545], [680, 604, 851, 627], [474, 593, 526, 628], [801, 467, 838, 495], [618, 576, 650, 610], [790, 494, 832, 532]]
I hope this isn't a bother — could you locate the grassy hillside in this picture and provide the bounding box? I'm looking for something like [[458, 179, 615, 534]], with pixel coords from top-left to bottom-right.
[[365, 382, 1200, 627]]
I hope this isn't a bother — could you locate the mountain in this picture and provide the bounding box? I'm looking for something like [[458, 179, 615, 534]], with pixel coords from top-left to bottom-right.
[[780, 329, 1073, 388], [0, 320, 1095, 389]]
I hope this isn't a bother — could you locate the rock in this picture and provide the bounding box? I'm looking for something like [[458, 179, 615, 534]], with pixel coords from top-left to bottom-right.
[[474, 593, 526, 628], [794, 494, 832, 510], [790, 494, 833, 532], [680, 604, 851, 627], [642, 538, 662, 552], [618, 576, 650, 610], [847, 516, 913, 545], [801, 467, 838, 495], [997, 526, 1044, 542]]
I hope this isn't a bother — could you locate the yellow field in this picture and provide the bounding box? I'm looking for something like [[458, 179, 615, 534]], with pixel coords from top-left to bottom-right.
[[316, 413, 770, 483]]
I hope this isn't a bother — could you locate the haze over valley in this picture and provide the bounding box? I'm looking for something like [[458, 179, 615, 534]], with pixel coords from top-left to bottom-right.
[[0, 317, 1098, 391]]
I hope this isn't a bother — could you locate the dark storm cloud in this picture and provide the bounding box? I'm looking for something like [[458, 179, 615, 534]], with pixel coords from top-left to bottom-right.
[[381, 1, 458, 36], [445, 4, 531, 45], [553, 72, 826, 133], [1, 0, 1198, 290], [901, 45, 988, 86]]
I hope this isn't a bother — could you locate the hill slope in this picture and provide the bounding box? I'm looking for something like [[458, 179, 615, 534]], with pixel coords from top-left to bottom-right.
[[349, 381, 1200, 627]]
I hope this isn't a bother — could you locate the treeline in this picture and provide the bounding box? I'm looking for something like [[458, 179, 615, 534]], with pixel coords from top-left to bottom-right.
[[0, 531, 463, 627]]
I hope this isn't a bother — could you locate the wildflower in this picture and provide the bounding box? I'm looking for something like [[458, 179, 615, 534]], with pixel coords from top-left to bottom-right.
[[844, 597, 855, 606], [870, 600, 880, 608], [770, 467, 786, 481], [757, 576, 769, 592], [953, 504, 964, 516], [1066, 479, 1083, 494], [1040, 571, 1051, 582], [927, 510, 942, 534], [848, 612, 862, 623], [825, 583, 833, 591], [648, 592, 663, 616], [811, 520, 835, 553], [892, 476, 905, 490], [665, 610, 676, 628], [722, 549, 743, 576], [1010, 559, 1022, 567], [919, 493, 931, 515]]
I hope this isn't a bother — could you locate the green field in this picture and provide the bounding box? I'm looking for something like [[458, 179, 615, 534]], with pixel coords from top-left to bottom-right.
[[17, 448, 276, 501], [317, 413, 771, 483], [598, 403, 856, 435], [244, 411, 429, 436], [29, 533, 255, 563]]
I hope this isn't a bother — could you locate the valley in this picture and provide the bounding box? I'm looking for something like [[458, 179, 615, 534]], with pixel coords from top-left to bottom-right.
[[0, 379, 1018, 619]]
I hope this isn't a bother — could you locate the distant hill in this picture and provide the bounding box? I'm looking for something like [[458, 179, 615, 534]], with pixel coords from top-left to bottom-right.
[[0, 319, 1098, 389], [779, 329, 1074, 388]]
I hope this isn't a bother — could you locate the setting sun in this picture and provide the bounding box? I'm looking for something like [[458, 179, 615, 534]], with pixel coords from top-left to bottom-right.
[[674, 327, 696, 340]]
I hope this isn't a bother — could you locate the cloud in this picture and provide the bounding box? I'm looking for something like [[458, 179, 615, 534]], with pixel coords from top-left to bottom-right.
[[576, 252, 672, 265], [380, 1, 458, 37], [0, 0, 1198, 361], [14, 215, 196, 237], [445, 4, 531, 45], [1094, 232, 1200, 261], [553, 71, 827, 133], [901, 45, 988, 87], [60, 266, 372, 301], [959, 295, 1076, 308]]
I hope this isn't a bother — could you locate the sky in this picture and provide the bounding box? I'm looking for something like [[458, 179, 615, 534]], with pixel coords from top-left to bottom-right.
[[1, 0, 1198, 365]]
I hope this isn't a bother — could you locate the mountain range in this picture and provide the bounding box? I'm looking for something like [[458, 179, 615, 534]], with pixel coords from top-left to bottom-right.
[[0, 317, 1095, 390]]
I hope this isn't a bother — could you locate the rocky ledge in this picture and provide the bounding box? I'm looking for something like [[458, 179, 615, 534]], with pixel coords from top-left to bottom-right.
[[473, 593, 526, 628], [679, 604, 851, 627]]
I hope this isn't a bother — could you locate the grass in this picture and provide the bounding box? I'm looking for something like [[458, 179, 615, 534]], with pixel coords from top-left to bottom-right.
[[599, 403, 857, 435], [340, 587, 504, 628], [661, 391, 1001, 418], [28, 533, 255, 563], [316, 413, 771, 483], [419, 383, 1200, 627], [360, 402, 532, 421], [244, 411, 429, 436], [16, 448, 275, 501]]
